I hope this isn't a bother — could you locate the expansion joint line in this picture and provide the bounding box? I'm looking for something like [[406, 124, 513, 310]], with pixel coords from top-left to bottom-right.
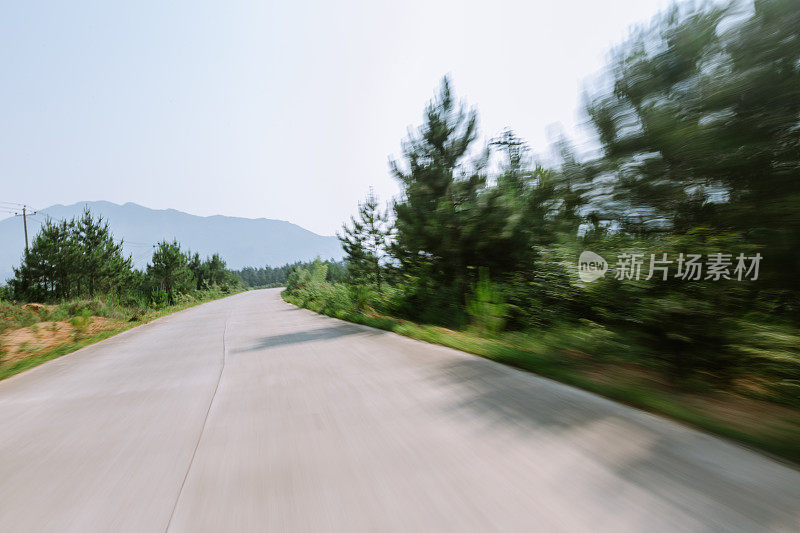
[[164, 311, 230, 532]]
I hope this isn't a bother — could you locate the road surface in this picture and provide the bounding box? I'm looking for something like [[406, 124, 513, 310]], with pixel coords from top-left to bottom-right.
[[0, 288, 799, 532]]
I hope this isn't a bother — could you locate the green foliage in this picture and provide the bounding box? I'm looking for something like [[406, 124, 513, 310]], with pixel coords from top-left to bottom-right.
[[149, 283, 169, 308], [234, 259, 346, 288], [75, 208, 132, 296], [69, 310, 93, 338], [188, 252, 240, 292], [383, 274, 466, 327], [10, 209, 132, 302], [285, 258, 329, 297], [0, 301, 40, 334], [388, 80, 585, 320], [583, 0, 800, 307], [146, 240, 194, 305], [0, 284, 13, 301], [338, 189, 389, 288], [390, 76, 486, 298], [466, 268, 507, 334], [500, 247, 581, 329]]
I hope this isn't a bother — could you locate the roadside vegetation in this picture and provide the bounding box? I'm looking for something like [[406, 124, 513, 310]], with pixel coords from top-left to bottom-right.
[[0, 209, 241, 379], [284, 0, 800, 462], [233, 259, 345, 289]]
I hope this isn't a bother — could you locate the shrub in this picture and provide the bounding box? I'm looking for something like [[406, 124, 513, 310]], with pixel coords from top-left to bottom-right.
[[467, 269, 508, 334]]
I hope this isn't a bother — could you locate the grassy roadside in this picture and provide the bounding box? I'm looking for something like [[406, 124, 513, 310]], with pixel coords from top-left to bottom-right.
[[282, 290, 800, 464], [0, 290, 241, 382]]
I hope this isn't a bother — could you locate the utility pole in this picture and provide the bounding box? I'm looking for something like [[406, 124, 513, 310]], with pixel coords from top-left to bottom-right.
[[22, 206, 29, 254], [12, 205, 37, 254]]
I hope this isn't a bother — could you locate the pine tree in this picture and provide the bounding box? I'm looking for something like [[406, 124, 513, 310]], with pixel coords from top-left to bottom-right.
[[147, 240, 193, 304], [203, 253, 230, 287], [390, 76, 486, 296], [187, 252, 204, 290], [338, 189, 389, 288], [10, 219, 73, 301], [10, 210, 132, 302], [75, 208, 131, 296]]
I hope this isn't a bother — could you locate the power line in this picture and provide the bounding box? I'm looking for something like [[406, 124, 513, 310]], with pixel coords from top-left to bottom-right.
[[0, 203, 40, 215]]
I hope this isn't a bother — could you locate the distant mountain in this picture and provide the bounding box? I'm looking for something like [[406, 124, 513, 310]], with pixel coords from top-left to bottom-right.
[[0, 201, 342, 282]]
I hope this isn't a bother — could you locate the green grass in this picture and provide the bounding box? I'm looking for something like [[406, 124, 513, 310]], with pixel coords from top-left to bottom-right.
[[0, 290, 241, 382], [282, 291, 800, 464]]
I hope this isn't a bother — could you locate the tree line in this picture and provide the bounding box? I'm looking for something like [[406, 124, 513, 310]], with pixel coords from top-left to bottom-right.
[[6, 208, 240, 306], [233, 260, 345, 288]]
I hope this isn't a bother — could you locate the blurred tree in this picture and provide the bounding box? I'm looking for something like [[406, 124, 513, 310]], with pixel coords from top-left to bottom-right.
[[234, 260, 346, 288], [584, 0, 800, 309], [484, 130, 581, 271], [390, 76, 488, 298]]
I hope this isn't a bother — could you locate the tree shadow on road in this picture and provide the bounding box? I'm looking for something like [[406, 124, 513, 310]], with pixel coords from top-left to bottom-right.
[[424, 355, 800, 529], [427, 356, 612, 433], [232, 323, 384, 352]]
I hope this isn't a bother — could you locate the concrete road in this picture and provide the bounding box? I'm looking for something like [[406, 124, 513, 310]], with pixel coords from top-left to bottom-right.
[[1, 289, 799, 532]]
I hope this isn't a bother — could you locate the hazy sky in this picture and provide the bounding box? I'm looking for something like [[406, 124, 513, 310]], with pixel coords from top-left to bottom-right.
[[2, 0, 674, 235]]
